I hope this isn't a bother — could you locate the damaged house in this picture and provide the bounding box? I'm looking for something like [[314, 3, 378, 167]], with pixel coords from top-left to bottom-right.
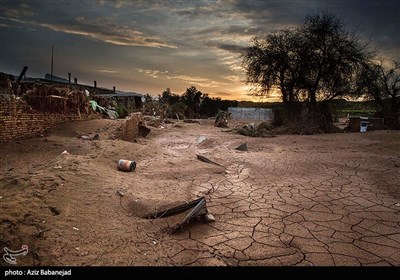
[[94, 91, 143, 111]]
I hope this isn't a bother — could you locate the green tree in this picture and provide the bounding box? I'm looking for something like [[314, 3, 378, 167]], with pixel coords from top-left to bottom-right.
[[182, 86, 203, 118], [159, 88, 181, 105]]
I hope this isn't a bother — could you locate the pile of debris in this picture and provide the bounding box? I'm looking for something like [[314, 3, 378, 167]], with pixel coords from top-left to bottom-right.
[[214, 111, 231, 128], [229, 122, 275, 137], [143, 115, 162, 128], [90, 100, 118, 119], [21, 83, 93, 117]]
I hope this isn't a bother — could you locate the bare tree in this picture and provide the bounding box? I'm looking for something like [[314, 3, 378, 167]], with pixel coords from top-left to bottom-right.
[[299, 12, 370, 106], [243, 11, 372, 129], [243, 29, 303, 105]]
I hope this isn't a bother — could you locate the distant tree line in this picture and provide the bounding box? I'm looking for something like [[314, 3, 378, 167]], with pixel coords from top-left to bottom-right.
[[243, 11, 400, 130], [142, 86, 238, 119]]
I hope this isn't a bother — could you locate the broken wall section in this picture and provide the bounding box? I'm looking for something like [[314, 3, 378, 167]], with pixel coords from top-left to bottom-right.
[[120, 112, 144, 141], [0, 96, 99, 144]]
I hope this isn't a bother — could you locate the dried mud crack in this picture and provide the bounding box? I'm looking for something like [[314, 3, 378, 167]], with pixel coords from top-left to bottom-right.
[[0, 119, 399, 266]]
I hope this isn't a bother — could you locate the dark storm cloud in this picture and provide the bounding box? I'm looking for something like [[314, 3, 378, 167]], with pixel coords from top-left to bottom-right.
[[38, 19, 176, 48], [330, 0, 400, 59], [0, 0, 176, 48], [175, 5, 212, 19], [230, 0, 400, 59]]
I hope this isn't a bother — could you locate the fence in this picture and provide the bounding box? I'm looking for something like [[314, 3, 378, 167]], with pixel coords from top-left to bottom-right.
[[228, 107, 274, 121]]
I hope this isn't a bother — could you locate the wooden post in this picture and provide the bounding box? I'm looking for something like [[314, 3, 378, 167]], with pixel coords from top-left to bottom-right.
[[50, 45, 54, 81], [16, 66, 28, 84]]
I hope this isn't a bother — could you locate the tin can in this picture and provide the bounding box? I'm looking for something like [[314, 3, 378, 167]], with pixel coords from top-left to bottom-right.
[[117, 159, 136, 172]]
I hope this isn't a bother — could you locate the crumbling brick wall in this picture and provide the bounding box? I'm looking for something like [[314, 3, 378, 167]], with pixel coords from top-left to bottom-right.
[[0, 97, 99, 143]]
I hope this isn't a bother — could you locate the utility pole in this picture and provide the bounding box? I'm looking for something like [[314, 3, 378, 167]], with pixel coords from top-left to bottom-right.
[[51, 45, 54, 81]]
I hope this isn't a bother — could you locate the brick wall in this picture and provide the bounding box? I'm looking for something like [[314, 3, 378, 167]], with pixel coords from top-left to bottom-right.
[[0, 97, 99, 144]]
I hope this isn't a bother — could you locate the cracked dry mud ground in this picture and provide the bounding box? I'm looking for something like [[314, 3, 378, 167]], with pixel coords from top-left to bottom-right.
[[1, 119, 399, 266]]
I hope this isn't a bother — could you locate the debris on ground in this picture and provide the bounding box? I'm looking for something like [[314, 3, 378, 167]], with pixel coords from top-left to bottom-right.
[[117, 159, 136, 172], [235, 143, 248, 151], [146, 197, 213, 233], [228, 122, 275, 137], [60, 150, 69, 155], [203, 213, 215, 222], [90, 100, 119, 119], [196, 154, 224, 167], [197, 136, 207, 144], [79, 134, 99, 140], [183, 119, 200, 124], [144, 116, 161, 128], [163, 119, 174, 124], [215, 111, 231, 128]]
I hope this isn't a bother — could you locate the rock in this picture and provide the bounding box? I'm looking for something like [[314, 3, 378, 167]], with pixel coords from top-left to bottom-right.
[[235, 143, 248, 151], [197, 136, 207, 144], [49, 206, 61, 216]]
